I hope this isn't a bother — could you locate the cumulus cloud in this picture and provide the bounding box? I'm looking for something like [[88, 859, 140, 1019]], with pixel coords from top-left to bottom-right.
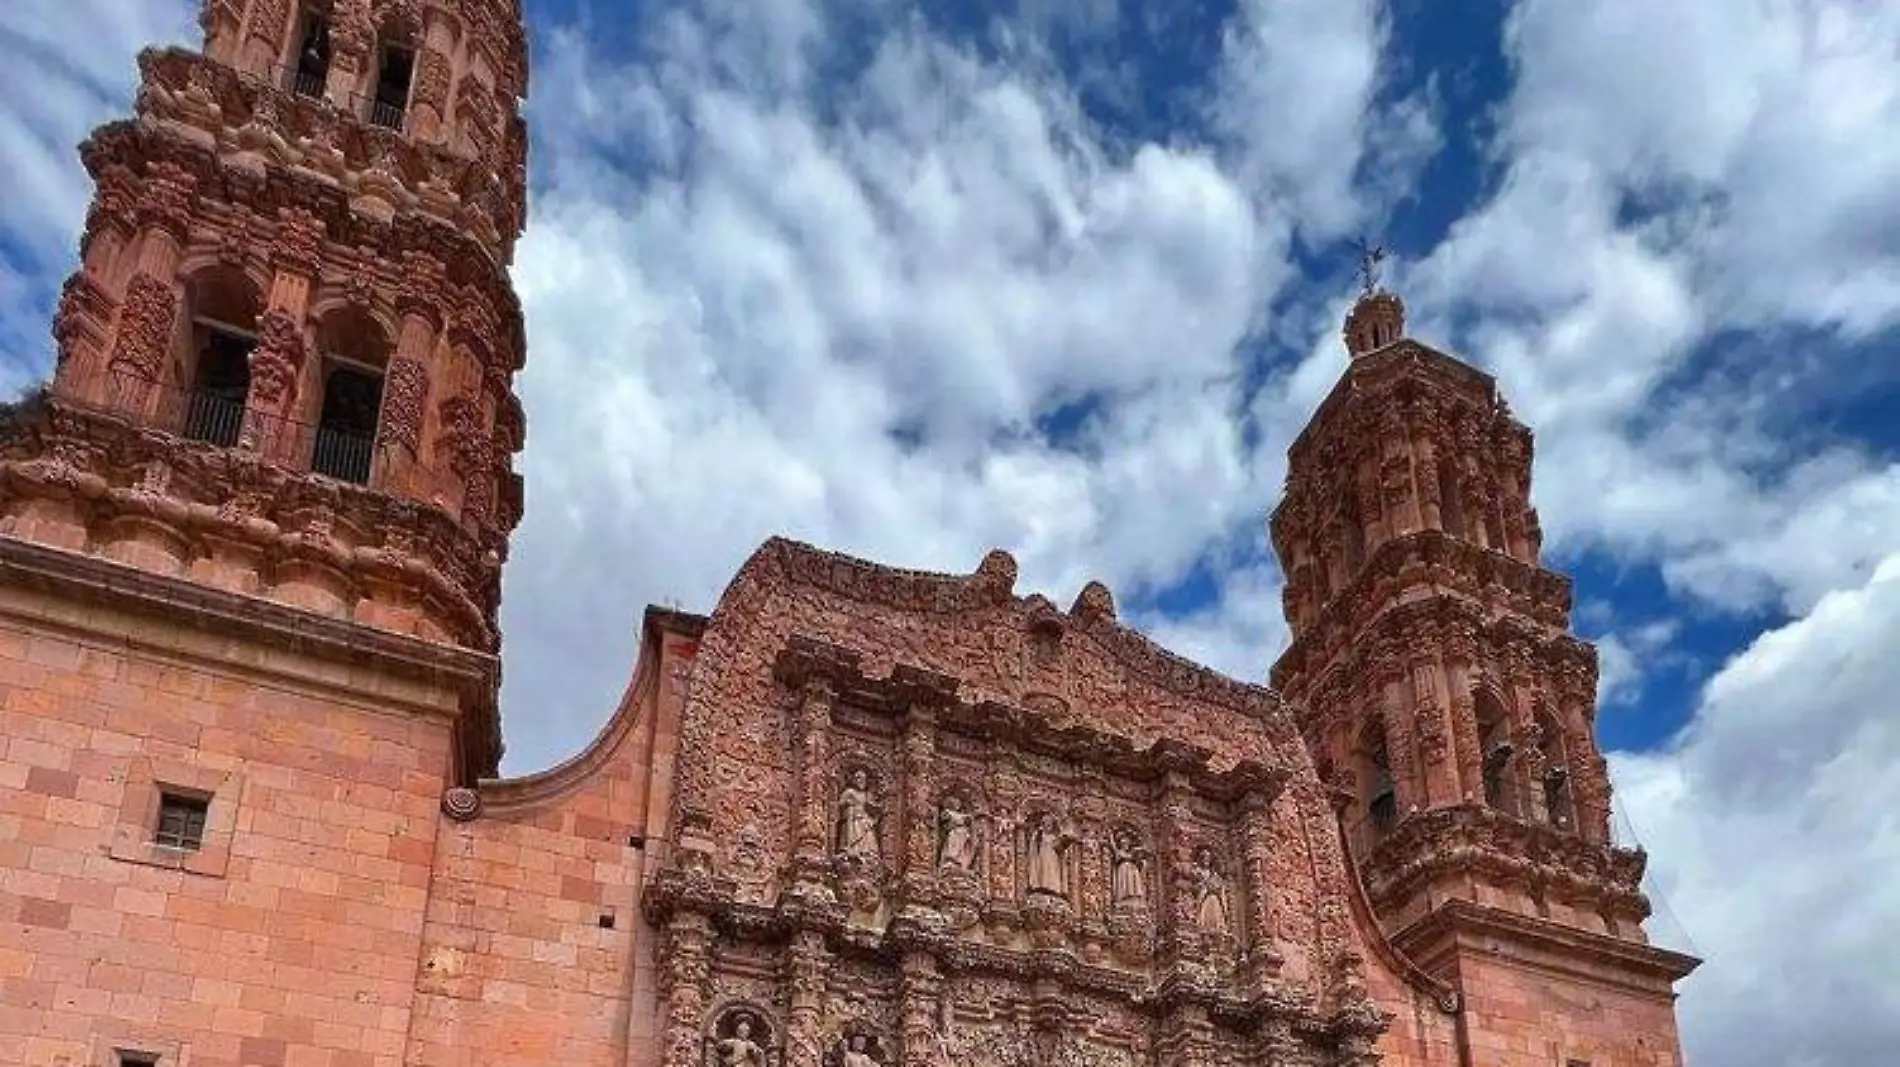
[[0, 0, 195, 390], [500, 0, 1422, 752], [1613, 554, 1900, 1066]]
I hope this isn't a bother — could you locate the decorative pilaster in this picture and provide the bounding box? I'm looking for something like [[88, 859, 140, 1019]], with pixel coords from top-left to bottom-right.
[[783, 930, 830, 1067], [898, 704, 938, 908], [983, 753, 1022, 928], [659, 913, 715, 1067], [1235, 788, 1283, 986], [897, 951, 942, 1067], [789, 678, 836, 899], [1155, 771, 1195, 965]]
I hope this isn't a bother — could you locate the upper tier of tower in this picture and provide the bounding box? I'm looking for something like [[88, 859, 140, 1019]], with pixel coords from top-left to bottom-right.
[[0, 0, 536, 777], [165, 0, 529, 260], [1270, 290, 1550, 645]]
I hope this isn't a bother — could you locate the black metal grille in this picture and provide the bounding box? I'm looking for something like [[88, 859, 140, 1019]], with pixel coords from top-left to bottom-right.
[[181, 389, 246, 447], [283, 64, 326, 99], [311, 423, 374, 484], [154, 792, 209, 851]]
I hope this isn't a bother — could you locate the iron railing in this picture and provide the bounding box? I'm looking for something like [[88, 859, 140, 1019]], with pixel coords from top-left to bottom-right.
[[311, 422, 374, 484], [364, 95, 407, 131], [279, 63, 326, 100], [104, 371, 378, 487]]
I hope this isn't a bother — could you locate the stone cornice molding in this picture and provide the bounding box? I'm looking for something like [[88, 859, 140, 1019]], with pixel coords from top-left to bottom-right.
[[0, 530, 495, 715], [1359, 805, 1649, 917], [1391, 898, 1701, 994], [0, 393, 504, 646], [771, 636, 1293, 801], [767, 538, 1296, 724]]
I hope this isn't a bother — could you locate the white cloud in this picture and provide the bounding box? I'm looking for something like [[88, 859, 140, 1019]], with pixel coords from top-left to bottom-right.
[[500, 0, 1419, 759], [0, 0, 195, 392], [1613, 554, 1900, 1066]]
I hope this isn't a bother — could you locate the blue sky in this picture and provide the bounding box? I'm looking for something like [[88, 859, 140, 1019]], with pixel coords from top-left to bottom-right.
[[3, 1, 1899, 1063]]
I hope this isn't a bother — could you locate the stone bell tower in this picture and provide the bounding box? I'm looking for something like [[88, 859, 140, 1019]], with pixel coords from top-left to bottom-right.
[[1268, 280, 1699, 1064], [4, 0, 529, 776]]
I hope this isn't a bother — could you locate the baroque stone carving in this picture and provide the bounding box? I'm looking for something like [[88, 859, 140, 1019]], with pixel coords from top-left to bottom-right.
[[937, 794, 977, 872], [835, 768, 882, 862], [708, 1007, 777, 1067]]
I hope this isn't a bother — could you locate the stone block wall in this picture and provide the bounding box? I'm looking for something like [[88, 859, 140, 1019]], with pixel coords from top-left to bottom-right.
[[403, 614, 698, 1067], [0, 545, 477, 1067]]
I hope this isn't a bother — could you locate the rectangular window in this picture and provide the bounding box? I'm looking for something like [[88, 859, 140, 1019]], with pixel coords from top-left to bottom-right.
[[117, 1053, 161, 1067], [153, 791, 210, 851]]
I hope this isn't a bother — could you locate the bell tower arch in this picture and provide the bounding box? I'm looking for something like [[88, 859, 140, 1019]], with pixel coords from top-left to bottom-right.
[[5, 0, 532, 778], [1270, 283, 1700, 1065]]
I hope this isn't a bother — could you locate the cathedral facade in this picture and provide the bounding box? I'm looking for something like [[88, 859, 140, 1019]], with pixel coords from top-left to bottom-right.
[[0, 3, 1696, 1067]]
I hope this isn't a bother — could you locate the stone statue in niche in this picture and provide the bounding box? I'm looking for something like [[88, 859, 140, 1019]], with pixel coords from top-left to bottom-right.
[[1107, 829, 1148, 906], [708, 1010, 776, 1067], [834, 768, 881, 861], [938, 794, 979, 871], [1191, 846, 1230, 935], [1026, 812, 1076, 896], [838, 1034, 882, 1067]]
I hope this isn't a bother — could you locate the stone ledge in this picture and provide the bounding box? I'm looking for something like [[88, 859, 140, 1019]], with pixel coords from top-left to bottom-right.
[[1391, 897, 1700, 997], [0, 530, 499, 772]]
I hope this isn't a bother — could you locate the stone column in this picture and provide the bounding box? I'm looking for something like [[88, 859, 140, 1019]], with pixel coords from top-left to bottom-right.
[[1410, 652, 1456, 807], [984, 753, 1022, 926], [898, 704, 938, 911], [897, 951, 942, 1067], [105, 163, 196, 421], [411, 11, 457, 142], [241, 206, 321, 460], [782, 930, 829, 1067], [788, 678, 835, 897], [658, 913, 714, 1067], [1235, 788, 1283, 987], [1154, 771, 1195, 963], [238, 0, 292, 74], [1445, 624, 1483, 804]]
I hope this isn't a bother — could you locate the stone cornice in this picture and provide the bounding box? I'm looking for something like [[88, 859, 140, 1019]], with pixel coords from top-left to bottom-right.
[[640, 868, 1381, 1045], [1271, 531, 1584, 695], [0, 530, 497, 757], [0, 392, 505, 649], [766, 537, 1295, 724], [1392, 898, 1700, 995], [772, 636, 1292, 800], [133, 46, 527, 265], [1360, 805, 1650, 919]]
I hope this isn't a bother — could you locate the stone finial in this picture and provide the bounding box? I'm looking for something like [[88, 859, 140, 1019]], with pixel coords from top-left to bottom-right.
[[1070, 580, 1117, 622], [1344, 290, 1406, 358], [976, 548, 1019, 592]]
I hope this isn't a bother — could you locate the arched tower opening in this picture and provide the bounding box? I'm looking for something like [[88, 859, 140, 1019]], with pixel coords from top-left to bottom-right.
[[1476, 687, 1518, 817], [179, 265, 264, 447], [310, 307, 391, 484]]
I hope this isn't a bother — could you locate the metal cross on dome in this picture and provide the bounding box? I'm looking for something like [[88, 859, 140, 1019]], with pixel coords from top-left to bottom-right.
[[1352, 237, 1388, 296]]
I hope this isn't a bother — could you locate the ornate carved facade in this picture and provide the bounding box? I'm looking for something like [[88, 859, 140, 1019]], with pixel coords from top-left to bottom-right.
[[0, 5, 1694, 1067]]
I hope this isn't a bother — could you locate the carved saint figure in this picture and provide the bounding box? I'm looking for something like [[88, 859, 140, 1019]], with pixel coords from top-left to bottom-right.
[[716, 1018, 769, 1067], [1108, 829, 1147, 905], [840, 1034, 881, 1067], [938, 796, 978, 871], [1026, 813, 1074, 896], [835, 769, 880, 860], [1192, 847, 1229, 935]]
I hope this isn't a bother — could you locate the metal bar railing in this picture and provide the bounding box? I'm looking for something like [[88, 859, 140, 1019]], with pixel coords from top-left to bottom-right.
[[102, 371, 377, 487], [280, 63, 327, 100]]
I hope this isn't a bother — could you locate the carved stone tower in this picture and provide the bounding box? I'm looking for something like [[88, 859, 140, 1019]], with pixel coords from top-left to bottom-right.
[[6, 0, 529, 776], [1270, 289, 1699, 1064]]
